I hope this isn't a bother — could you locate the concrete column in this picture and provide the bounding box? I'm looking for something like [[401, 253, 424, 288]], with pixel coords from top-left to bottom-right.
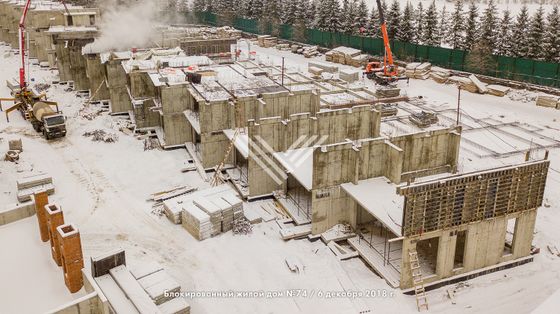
[[33, 190, 49, 242], [56, 223, 84, 293], [46, 204, 65, 266], [436, 232, 457, 278]]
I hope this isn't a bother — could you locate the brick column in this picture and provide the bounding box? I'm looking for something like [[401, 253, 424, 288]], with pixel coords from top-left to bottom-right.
[[45, 204, 64, 266], [33, 190, 49, 242], [56, 223, 84, 293]]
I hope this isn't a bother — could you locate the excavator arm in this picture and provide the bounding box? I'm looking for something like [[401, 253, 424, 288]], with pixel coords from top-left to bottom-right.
[[18, 0, 32, 90]]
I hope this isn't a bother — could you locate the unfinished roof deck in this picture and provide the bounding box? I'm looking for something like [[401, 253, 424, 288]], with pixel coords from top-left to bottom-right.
[[341, 177, 404, 237]]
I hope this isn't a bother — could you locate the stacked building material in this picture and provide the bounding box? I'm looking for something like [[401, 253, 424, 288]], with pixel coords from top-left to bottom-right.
[[194, 197, 225, 235], [536, 95, 560, 109], [308, 66, 324, 76], [429, 66, 451, 83], [182, 203, 213, 240], [303, 46, 319, 58], [413, 63, 432, 79], [469, 74, 488, 93], [308, 61, 338, 73], [348, 54, 371, 67], [257, 35, 270, 47], [17, 173, 55, 202], [405, 62, 421, 77], [138, 269, 182, 305], [376, 86, 401, 98], [276, 43, 291, 51], [448, 76, 479, 93], [339, 68, 360, 83], [263, 37, 278, 48], [487, 84, 511, 97], [410, 111, 439, 128]]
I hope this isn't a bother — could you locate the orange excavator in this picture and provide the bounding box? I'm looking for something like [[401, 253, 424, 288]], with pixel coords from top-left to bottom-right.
[[364, 0, 407, 85]]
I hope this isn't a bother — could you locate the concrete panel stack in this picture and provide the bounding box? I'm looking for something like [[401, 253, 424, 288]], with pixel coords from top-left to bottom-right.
[[182, 203, 212, 240], [429, 66, 451, 83], [413, 63, 432, 79], [302, 46, 319, 58], [487, 84, 510, 97], [17, 173, 55, 202], [137, 269, 181, 305], [448, 76, 478, 93], [536, 95, 560, 109], [257, 35, 271, 46], [376, 85, 401, 98], [469, 74, 488, 94], [308, 61, 338, 73], [33, 189, 50, 242], [45, 203, 65, 266], [339, 69, 360, 83], [56, 223, 84, 293], [326, 46, 361, 65], [405, 62, 421, 77]]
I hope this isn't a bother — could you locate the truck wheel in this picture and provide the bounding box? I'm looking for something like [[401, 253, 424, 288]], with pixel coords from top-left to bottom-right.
[[43, 130, 50, 140]]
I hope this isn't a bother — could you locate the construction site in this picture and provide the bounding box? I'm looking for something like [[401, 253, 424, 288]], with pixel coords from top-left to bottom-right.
[[1, 0, 560, 314]]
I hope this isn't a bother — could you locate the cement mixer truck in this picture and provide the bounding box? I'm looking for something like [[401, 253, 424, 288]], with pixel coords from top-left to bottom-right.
[[31, 101, 67, 140]]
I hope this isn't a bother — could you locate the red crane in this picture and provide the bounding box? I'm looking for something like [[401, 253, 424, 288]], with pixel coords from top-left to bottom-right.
[[18, 0, 33, 90], [364, 0, 407, 85]]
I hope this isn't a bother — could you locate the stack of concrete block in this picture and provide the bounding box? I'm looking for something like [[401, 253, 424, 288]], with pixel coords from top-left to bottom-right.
[[257, 35, 270, 47], [17, 173, 55, 202], [193, 198, 223, 235], [348, 54, 371, 67], [263, 37, 278, 48], [303, 46, 319, 58], [429, 66, 451, 83], [339, 68, 360, 83], [405, 62, 421, 77], [308, 61, 338, 73], [376, 86, 401, 98], [138, 269, 182, 305], [487, 84, 511, 97], [536, 95, 560, 109], [326, 46, 362, 65], [308, 66, 324, 76], [182, 203, 213, 240], [413, 63, 432, 79], [469, 74, 488, 93], [276, 43, 291, 51], [448, 76, 479, 93]]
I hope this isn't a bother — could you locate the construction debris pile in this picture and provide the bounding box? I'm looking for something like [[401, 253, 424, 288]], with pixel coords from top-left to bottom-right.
[[83, 130, 118, 143]]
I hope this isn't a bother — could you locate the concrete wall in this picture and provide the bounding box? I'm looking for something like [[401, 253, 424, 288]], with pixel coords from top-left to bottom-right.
[[85, 54, 110, 101], [180, 37, 236, 56], [132, 99, 160, 129], [0, 202, 35, 226], [161, 84, 192, 146], [391, 126, 461, 181], [106, 61, 131, 113], [399, 209, 538, 289]]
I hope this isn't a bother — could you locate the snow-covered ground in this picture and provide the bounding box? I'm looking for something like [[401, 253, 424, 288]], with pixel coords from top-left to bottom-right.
[[1, 38, 560, 314]]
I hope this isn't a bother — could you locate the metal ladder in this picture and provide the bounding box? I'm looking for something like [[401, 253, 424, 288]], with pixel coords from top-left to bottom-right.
[[409, 249, 429, 312]]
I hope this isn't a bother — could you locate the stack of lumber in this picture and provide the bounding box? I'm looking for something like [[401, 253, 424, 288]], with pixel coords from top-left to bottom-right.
[[308, 61, 338, 73], [182, 203, 213, 240], [326, 46, 362, 65], [487, 84, 511, 97], [448, 76, 479, 93], [17, 173, 55, 202], [405, 62, 421, 77], [291, 44, 303, 53], [536, 95, 560, 109], [308, 66, 324, 76], [302, 46, 319, 58], [429, 66, 451, 83]]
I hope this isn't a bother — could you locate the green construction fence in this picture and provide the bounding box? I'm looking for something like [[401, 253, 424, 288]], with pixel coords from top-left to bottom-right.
[[196, 12, 560, 88]]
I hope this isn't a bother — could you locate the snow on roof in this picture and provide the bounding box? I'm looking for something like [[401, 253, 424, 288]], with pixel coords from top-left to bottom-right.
[[46, 25, 97, 33], [223, 129, 249, 159], [273, 147, 314, 191], [148, 68, 187, 87], [341, 177, 404, 237], [192, 79, 230, 102]]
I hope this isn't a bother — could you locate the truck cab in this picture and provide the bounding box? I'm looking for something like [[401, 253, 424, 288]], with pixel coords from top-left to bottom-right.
[[42, 114, 67, 139]]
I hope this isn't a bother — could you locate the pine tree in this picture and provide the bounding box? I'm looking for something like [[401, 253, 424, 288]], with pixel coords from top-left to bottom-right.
[[366, 5, 380, 37], [511, 5, 530, 58], [306, 0, 317, 28], [480, 0, 498, 52], [326, 0, 342, 32], [193, 0, 205, 12], [528, 6, 546, 60], [463, 2, 479, 51], [448, 0, 464, 49], [543, 6, 560, 62], [414, 2, 424, 44], [423, 1, 439, 46], [386, 0, 400, 39], [496, 10, 513, 57], [315, 0, 329, 30], [396, 2, 415, 42], [438, 5, 450, 47], [341, 0, 353, 33], [354, 0, 369, 35], [281, 0, 298, 25]]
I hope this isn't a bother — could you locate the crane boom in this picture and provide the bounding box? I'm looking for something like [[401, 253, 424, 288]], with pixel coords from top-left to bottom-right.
[[375, 0, 396, 76], [18, 0, 32, 90]]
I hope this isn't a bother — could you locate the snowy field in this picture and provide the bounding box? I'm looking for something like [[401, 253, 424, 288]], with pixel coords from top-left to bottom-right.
[[1, 38, 560, 313]]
